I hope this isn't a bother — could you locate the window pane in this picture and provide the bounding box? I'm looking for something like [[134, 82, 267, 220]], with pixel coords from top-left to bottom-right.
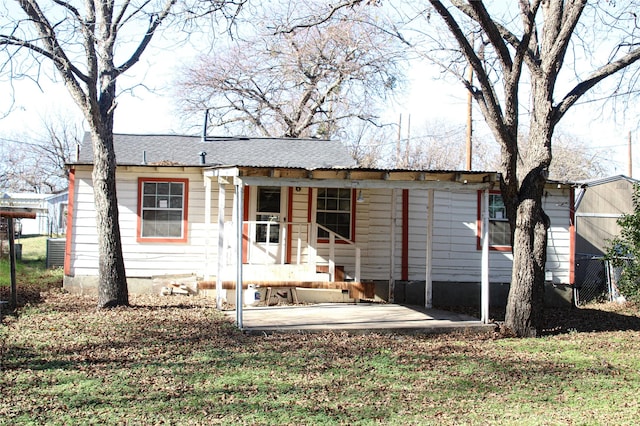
[[143, 195, 156, 208], [143, 183, 156, 194], [166, 211, 183, 237], [490, 220, 510, 246], [338, 188, 350, 198], [337, 213, 350, 225], [258, 187, 281, 213], [169, 196, 182, 209], [170, 183, 183, 195], [157, 183, 170, 195], [316, 188, 352, 240], [489, 194, 506, 220], [256, 214, 279, 243], [156, 196, 169, 208], [140, 180, 185, 239]]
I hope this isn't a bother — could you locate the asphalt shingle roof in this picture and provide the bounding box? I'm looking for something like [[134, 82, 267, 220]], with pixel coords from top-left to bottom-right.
[[77, 133, 357, 169]]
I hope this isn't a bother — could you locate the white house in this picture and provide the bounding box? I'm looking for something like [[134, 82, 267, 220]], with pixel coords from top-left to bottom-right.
[[1, 191, 68, 236], [64, 134, 575, 313]]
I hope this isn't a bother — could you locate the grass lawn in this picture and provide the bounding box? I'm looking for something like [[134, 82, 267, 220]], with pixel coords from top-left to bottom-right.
[[2, 236, 640, 424], [0, 235, 63, 302], [2, 290, 640, 425]]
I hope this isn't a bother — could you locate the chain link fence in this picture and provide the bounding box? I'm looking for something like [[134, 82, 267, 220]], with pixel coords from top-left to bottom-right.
[[574, 255, 631, 306]]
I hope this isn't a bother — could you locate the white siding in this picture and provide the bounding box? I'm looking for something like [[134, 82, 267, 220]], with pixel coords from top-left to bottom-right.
[[69, 169, 572, 286], [355, 186, 571, 285], [69, 168, 224, 278], [543, 187, 572, 284]]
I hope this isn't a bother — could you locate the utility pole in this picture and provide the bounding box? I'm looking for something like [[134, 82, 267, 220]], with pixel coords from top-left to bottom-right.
[[404, 114, 411, 167], [396, 114, 402, 168], [629, 131, 633, 178], [465, 65, 473, 171]]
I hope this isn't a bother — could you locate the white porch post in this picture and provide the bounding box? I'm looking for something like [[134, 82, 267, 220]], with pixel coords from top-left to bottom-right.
[[216, 179, 226, 310], [234, 178, 244, 329], [425, 189, 434, 308], [481, 189, 490, 324], [204, 176, 212, 281], [389, 189, 397, 302], [329, 233, 335, 281]]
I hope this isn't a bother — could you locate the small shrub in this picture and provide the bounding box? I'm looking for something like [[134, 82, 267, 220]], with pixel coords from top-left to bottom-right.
[[606, 183, 640, 302]]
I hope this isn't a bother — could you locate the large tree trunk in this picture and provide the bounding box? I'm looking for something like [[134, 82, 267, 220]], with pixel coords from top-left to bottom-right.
[[504, 180, 549, 337], [90, 127, 128, 307], [504, 105, 553, 336]]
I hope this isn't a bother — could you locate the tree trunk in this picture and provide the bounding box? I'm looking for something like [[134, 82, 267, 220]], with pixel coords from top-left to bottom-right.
[[505, 192, 549, 336], [91, 127, 129, 308]]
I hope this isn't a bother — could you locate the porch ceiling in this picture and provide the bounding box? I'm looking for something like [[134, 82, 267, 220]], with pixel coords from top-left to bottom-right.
[[206, 166, 499, 190]]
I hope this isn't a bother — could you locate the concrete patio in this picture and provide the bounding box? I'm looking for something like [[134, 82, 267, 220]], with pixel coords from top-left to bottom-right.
[[225, 303, 497, 335]]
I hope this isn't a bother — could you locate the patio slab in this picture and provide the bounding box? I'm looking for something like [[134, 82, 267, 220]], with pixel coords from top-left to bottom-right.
[[226, 303, 497, 335]]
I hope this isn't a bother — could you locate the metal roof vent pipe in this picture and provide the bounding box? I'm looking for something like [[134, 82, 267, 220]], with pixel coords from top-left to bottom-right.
[[199, 151, 207, 165], [202, 109, 209, 142]]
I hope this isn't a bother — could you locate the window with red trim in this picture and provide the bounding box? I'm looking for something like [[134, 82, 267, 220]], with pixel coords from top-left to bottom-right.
[[316, 188, 353, 240], [138, 178, 188, 242], [478, 190, 511, 250], [488, 193, 510, 246]]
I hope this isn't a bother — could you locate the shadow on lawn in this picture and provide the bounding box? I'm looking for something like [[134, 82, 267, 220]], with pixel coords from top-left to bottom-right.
[[542, 306, 640, 335], [441, 303, 640, 336]]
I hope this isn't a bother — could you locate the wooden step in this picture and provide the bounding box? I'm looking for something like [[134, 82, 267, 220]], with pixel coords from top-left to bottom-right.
[[199, 280, 374, 299]]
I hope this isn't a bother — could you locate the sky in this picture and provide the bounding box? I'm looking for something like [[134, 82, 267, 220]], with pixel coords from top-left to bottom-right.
[[0, 11, 638, 179]]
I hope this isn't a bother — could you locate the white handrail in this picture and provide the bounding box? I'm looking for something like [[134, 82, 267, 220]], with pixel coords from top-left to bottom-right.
[[315, 224, 361, 282], [238, 221, 361, 282]]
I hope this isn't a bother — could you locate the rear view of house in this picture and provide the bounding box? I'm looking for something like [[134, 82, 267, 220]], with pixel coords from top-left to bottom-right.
[[64, 133, 575, 310]]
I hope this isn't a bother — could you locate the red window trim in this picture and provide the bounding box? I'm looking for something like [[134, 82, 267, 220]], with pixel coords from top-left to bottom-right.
[[476, 190, 512, 252], [64, 168, 75, 275], [308, 188, 357, 244], [242, 185, 250, 264], [137, 177, 189, 243]]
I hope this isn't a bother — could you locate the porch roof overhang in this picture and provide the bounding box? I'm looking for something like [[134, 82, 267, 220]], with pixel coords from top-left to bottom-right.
[[205, 166, 499, 191]]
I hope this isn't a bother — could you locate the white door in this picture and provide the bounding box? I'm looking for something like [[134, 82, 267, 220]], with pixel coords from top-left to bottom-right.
[[249, 186, 287, 264]]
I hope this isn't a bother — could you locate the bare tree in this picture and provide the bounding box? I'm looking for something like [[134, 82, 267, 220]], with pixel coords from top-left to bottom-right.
[[0, 113, 80, 193], [412, 1, 640, 336], [0, 0, 244, 308], [398, 121, 607, 179], [532, 131, 609, 182], [176, 3, 406, 140]]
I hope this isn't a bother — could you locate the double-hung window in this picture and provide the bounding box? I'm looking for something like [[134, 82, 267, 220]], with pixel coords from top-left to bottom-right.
[[479, 191, 511, 250], [138, 178, 188, 242], [316, 188, 353, 240]]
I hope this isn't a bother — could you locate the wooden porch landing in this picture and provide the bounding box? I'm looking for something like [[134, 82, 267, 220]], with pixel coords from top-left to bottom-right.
[[199, 280, 375, 300], [227, 303, 496, 335]]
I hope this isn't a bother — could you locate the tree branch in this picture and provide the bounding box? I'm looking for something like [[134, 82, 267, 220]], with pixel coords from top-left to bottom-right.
[[554, 47, 640, 123], [115, 0, 176, 76]]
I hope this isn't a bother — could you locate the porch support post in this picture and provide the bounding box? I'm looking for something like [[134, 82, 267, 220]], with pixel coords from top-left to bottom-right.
[[329, 233, 335, 282], [234, 178, 244, 329], [389, 189, 397, 303], [204, 176, 212, 281], [481, 189, 490, 324], [216, 180, 226, 310], [425, 189, 434, 308]]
